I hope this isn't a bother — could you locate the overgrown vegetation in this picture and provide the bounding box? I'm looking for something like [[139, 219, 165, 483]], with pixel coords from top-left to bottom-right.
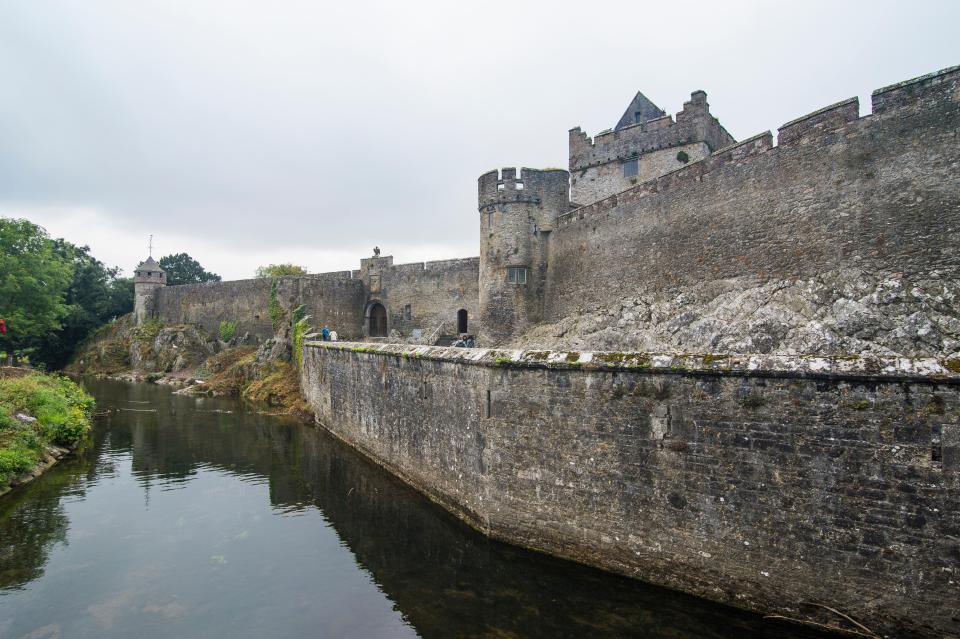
[[198, 347, 258, 395], [243, 361, 311, 418], [351, 346, 377, 354], [676, 150, 690, 164], [0, 372, 94, 484], [255, 264, 307, 278], [218, 320, 237, 342], [268, 280, 285, 331], [131, 319, 163, 344], [291, 305, 310, 369], [193, 349, 310, 419], [66, 317, 133, 375]]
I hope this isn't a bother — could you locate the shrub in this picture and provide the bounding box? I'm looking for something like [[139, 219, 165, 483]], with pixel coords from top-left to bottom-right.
[[291, 305, 310, 369], [0, 373, 94, 482], [268, 280, 285, 331], [676, 150, 690, 164], [219, 320, 238, 342]]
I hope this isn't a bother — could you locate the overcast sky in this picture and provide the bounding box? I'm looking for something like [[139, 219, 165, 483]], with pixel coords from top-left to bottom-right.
[[1, 1, 957, 280]]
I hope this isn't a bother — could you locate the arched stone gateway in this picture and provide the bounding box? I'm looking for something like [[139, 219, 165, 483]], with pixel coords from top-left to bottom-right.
[[368, 303, 388, 337]]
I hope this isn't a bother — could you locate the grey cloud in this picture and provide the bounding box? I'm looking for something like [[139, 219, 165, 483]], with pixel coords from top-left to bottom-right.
[[0, 0, 957, 263]]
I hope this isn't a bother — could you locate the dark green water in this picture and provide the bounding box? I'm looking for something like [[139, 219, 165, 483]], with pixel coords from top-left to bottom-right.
[[0, 378, 826, 639]]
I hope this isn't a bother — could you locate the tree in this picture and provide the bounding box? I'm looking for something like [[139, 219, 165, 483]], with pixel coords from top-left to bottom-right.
[[0, 219, 73, 361], [255, 263, 307, 278], [29, 242, 134, 369], [158, 253, 221, 286]]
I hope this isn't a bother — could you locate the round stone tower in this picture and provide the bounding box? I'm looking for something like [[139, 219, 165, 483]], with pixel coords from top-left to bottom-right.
[[478, 167, 569, 346], [133, 256, 166, 325]]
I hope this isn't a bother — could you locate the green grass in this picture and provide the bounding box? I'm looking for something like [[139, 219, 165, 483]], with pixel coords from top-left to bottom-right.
[[0, 373, 94, 484]]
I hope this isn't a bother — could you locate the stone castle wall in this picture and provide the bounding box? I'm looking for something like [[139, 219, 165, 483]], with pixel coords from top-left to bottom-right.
[[300, 341, 960, 638], [154, 274, 366, 340], [569, 91, 735, 204], [152, 258, 479, 343], [570, 141, 710, 207], [532, 65, 960, 358], [368, 257, 480, 339]]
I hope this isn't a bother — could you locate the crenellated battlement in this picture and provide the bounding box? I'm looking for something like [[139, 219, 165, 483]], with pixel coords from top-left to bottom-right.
[[559, 132, 774, 227], [558, 63, 960, 230], [568, 90, 735, 205], [777, 97, 860, 146], [872, 63, 960, 113], [569, 91, 734, 173], [477, 167, 570, 211]]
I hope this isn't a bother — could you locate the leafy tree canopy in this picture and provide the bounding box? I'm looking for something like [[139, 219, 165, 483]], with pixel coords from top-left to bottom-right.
[[30, 241, 134, 369], [0, 218, 73, 358], [158, 253, 221, 286], [255, 263, 307, 278]]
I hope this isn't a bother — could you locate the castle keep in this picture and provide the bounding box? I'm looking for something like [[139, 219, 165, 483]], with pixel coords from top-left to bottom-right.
[[139, 66, 959, 637]]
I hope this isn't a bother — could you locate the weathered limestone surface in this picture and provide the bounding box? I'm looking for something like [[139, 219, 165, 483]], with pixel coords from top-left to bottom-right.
[[301, 341, 960, 638], [522, 267, 960, 357]]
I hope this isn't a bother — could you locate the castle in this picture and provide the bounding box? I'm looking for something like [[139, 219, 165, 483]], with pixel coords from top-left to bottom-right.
[[136, 64, 960, 361], [136, 65, 960, 636]]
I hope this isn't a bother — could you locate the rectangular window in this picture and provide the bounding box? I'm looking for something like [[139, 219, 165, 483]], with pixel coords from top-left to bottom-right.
[[403, 304, 412, 321], [623, 159, 638, 177], [507, 266, 527, 285]]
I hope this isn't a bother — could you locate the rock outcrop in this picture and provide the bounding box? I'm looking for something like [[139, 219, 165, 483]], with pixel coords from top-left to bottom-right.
[[518, 269, 960, 358]]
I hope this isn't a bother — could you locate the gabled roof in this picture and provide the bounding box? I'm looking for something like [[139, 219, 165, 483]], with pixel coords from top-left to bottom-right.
[[137, 256, 165, 272], [614, 91, 666, 131]]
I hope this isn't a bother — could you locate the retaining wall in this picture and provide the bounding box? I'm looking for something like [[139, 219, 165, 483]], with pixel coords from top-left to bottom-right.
[[301, 341, 960, 638]]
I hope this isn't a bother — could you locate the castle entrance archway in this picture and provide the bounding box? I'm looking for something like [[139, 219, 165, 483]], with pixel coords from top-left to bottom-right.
[[369, 303, 388, 337]]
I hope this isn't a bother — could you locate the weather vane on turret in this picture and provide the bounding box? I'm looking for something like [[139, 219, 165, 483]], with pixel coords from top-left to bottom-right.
[[148, 234, 154, 258]]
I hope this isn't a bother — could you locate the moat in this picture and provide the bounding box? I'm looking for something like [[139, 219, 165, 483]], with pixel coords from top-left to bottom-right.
[[0, 379, 828, 639]]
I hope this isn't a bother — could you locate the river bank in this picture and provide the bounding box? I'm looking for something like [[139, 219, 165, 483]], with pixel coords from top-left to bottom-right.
[[68, 316, 313, 420], [0, 367, 94, 497]]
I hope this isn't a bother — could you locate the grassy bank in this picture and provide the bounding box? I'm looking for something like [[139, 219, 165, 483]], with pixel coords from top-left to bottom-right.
[[0, 371, 94, 485]]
